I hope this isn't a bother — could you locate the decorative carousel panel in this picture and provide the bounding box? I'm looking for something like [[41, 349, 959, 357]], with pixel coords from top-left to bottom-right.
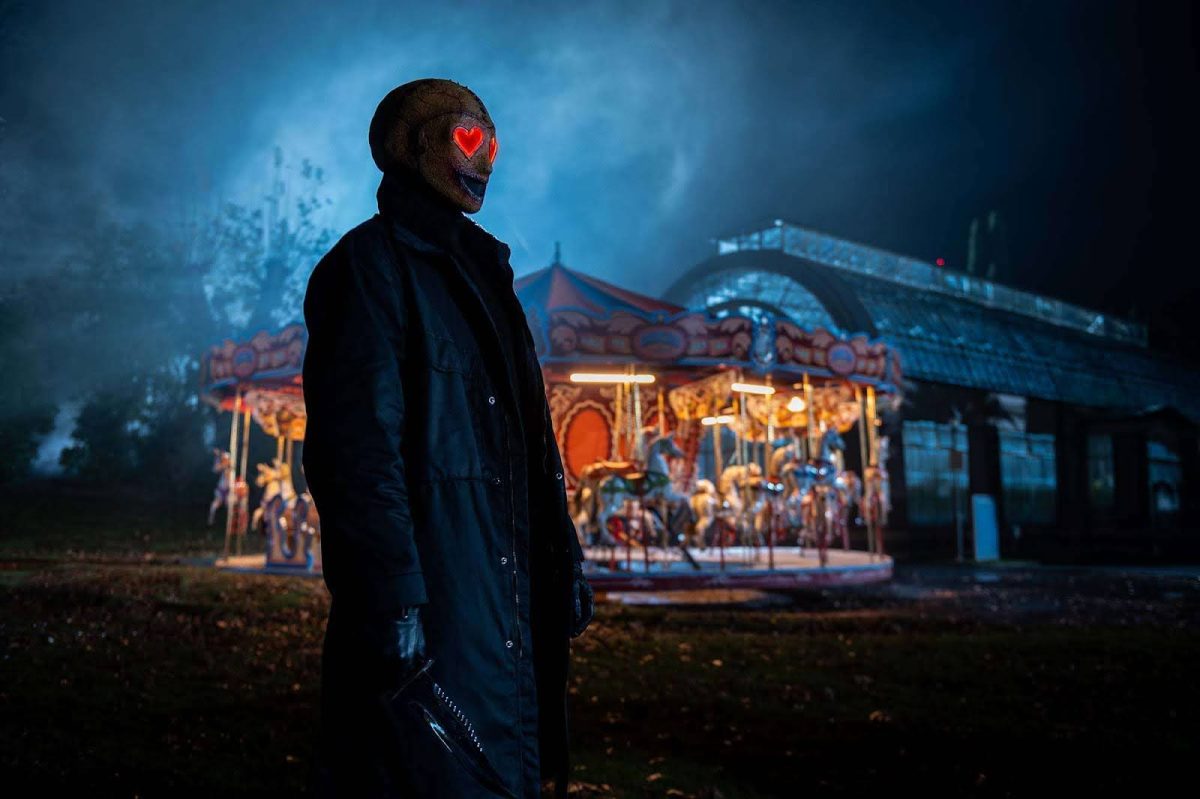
[[744, 393, 809, 429], [563, 406, 613, 482], [201, 323, 307, 393], [774, 321, 893, 383], [244, 389, 307, 440], [811, 383, 861, 433], [667, 370, 739, 421]]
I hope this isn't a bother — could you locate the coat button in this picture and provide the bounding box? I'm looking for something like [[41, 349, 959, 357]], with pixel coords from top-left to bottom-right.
[[555, 471, 563, 480], [500, 556, 508, 565], [493, 476, 502, 485], [488, 395, 496, 405], [505, 640, 513, 649]]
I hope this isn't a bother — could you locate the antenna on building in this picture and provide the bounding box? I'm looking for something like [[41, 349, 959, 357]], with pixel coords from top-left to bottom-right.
[[553, 241, 562, 267], [966, 210, 1008, 281]]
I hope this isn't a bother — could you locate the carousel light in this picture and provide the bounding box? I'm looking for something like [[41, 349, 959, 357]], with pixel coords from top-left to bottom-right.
[[701, 415, 735, 426], [786, 396, 807, 413], [569, 372, 655, 384], [731, 381, 775, 395]]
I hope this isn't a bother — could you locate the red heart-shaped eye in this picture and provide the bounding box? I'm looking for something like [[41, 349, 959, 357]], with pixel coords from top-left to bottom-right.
[[453, 126, 484, 158], [488, 134, 498, 164]]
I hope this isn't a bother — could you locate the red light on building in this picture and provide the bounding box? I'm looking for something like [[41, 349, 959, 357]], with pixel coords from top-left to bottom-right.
[[935, 257, 945, 267]]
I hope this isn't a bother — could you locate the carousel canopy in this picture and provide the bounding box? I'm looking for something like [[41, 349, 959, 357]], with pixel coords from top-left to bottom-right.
[[515, 249, 685, 318], [199, 323, 306, 414], [515, 252, 902, 390]]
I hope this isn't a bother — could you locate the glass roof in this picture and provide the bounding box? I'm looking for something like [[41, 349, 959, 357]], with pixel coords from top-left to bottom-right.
[[684, 252, 1200, 421], [716, 221, 1148, 346], [680, 268, 842, 333]]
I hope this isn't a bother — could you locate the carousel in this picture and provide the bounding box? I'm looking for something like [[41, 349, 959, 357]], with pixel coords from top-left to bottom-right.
[[197, 254, 902, 592], [199, 323, 322, 573], [517, 252, 902, 590]]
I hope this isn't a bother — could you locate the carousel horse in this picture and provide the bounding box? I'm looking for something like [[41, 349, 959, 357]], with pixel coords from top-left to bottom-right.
[[769, 442, 798, 482], [688, 479, 720, 547], [769, 441, 811, 546], [252, 458, 321, 568], [717, 462, 771, 545], [833, 469, 862, 550], [207, 449, 232, 526], [572, 459, 639, 546], [802, 427, 846, 564], [571, 430, 687, 547]]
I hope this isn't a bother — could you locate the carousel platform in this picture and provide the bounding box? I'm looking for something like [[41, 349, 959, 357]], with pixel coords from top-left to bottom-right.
[[581, 545, 892, 591], [213, 546, 892, 592], [214, 553, 323, 577]]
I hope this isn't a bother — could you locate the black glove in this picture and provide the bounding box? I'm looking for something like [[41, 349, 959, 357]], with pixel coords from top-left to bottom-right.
[[362, 605, 427, 685], [569, 561, 593, 638]]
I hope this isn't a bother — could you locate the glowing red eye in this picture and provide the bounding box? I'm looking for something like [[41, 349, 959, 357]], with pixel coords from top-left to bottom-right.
[[488, 134, 498, 164], [453, 126, 484, 158]]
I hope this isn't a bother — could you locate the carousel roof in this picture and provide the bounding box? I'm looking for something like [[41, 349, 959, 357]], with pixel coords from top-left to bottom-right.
[[514, 246, 901, 389], [515, 247, 684, 318]]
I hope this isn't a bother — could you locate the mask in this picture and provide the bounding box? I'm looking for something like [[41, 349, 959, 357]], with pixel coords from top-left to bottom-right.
[[369, 79, 499, 214]]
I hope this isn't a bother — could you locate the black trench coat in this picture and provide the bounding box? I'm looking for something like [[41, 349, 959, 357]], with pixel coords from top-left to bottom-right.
[[302, 173, 585, 798]]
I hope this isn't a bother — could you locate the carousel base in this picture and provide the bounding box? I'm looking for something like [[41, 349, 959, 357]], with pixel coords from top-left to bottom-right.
[[582, 545, 892, 592], [212, 547, 893, 592], [215, 554, 323, 577]]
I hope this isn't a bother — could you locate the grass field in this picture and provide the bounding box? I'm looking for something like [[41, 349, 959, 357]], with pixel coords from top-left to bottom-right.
[[2, 480, 1198, 797]]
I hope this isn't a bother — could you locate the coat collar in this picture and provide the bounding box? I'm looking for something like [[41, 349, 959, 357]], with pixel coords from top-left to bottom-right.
[[375, 169, 513, 279]]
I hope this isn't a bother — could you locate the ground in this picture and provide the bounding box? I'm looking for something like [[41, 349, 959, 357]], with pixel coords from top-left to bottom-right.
[[1, 481, 1198, 797]]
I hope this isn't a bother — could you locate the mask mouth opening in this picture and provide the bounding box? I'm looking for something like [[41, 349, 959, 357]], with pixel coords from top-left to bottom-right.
[[457, 171, 487, 202]]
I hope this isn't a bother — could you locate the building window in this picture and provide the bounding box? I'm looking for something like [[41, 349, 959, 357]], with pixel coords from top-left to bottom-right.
[[1147, 437, 1182, 518], [681, 269, 842, 334], [902, 420, 968, 526], [999, 430, 1057, 525], [1086, 434, 1115, 512]]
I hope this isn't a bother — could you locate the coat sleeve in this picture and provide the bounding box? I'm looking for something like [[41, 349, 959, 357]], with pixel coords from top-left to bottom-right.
[[301, 232, 427, 616]]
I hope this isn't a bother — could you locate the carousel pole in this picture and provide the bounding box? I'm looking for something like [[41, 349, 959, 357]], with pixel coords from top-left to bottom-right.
[[237, 401, 251, 556], [765, 374, 775, 570], [737, 370, 747, 467], [712, 415, 723, 482], [223, 386, 242, 561], [855, 386, 872, 559], [866, 386, 882, 558], [803, 373, 816, 458], [657, 384, 666, 437], [632, 374, 644, 463], [866, 386, 878, 466], [657, 382, 669, 551], [613, 380, 623, 460]]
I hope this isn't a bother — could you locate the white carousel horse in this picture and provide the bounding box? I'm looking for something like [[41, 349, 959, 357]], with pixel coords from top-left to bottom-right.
[[252, 458, 321, 569], [717, 462, 772, 545], [207, 449, 232, 526], [688, 479, 720, 547]]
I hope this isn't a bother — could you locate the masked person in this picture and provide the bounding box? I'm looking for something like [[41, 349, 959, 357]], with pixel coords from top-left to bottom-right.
[[302, 78, 594, 799]]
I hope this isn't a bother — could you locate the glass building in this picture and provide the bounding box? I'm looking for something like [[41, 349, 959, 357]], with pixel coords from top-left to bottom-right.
[[664, 220, 1200, 560]]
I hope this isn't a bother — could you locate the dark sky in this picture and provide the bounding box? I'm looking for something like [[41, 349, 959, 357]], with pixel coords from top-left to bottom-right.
[[2, 0, 1197, 355]]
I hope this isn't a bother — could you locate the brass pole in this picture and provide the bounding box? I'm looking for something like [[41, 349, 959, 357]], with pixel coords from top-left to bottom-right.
[[223, 387, 241, 561], [866, 386, 878, 466], [855, 385, 873, 559], [613, 381, 623, 460], [803, 374, 816, 458], [657, 383, 666, 437], [237, 403, 251, 556]]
